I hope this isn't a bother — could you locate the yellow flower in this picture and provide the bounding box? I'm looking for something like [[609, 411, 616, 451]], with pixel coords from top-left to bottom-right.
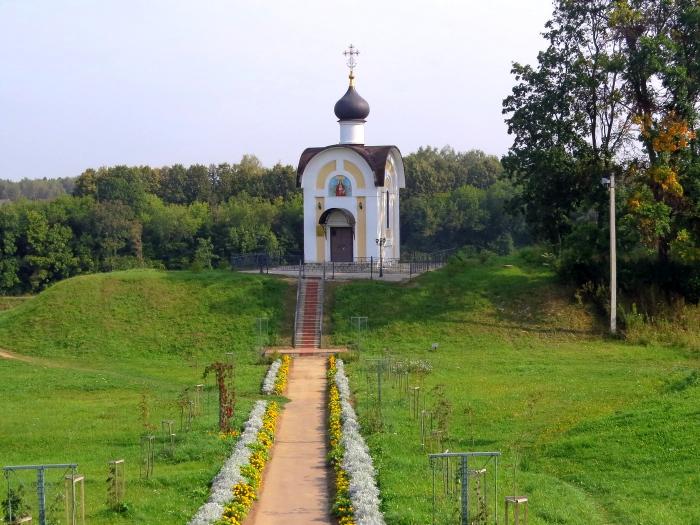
[[327, 356, 355, 523], [273, 356, 292, 395], [216, 400, 283, 525]]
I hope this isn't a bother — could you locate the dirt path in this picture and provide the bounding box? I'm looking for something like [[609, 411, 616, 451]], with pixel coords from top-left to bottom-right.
[[0, 349, 35, 363], [0, 348, 70, 368], [249, 356, 332, 525]]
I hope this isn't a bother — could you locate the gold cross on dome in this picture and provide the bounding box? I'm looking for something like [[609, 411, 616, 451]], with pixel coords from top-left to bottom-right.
[[343, 44, 360, 72]]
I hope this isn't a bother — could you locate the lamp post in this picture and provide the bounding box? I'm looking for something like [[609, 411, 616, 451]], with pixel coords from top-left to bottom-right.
[[375, 237, 386, 278], [602, 173, 617, 334]]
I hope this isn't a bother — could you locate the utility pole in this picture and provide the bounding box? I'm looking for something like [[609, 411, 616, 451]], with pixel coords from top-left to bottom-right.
[[609, 172, 617, 334]]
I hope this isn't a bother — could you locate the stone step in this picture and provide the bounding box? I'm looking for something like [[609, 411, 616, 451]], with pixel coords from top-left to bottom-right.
[[295, 278, 323, 349]]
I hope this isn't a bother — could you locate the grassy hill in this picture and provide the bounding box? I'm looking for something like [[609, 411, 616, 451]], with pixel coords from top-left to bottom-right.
[[331, 253, 700, 525], [0, 269, 290, 524]]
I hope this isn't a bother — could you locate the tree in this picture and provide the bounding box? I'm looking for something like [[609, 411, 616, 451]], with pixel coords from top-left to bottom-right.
[[503, 0, 630, 246], [0, 204, 21, 292], [503, 0, 700, 302], [191, 238, 215, 271], [213, 194, 281, 256], [142, 197, 209, 267], [203, 362, 235, 432], [21, 209, 78, 291], [92, 201, 141, 268], [400, 147, 524, 252], [611, 0, 700, 263]]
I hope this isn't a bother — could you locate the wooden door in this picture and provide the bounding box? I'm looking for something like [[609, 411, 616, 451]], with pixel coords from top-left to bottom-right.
[[330, 227, 353, 262]]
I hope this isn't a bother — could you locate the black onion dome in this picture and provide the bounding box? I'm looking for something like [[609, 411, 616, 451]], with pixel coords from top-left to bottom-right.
[[334, 84, 370, 121]]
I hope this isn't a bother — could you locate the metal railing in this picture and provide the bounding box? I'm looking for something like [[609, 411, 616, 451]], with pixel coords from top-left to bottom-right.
[[230, 251, 302, 273], [301, 248, 458, 279], [318, 267, 325, 346], [292, 260, 302, 348], [230, 248, 458, 279]]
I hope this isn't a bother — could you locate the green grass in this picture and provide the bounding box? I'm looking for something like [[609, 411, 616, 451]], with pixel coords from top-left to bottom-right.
[[0, 269, 290, 524], [331, 253, 700, 525]]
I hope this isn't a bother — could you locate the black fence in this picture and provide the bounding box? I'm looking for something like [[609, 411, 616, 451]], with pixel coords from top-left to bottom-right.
[[230, 248, 458, 278], [229, 251, 303, 272]]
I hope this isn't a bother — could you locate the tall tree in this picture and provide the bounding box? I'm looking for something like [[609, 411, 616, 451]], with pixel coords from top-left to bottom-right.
[[503, 0, 700, 300], [503, 0, 632, 246]]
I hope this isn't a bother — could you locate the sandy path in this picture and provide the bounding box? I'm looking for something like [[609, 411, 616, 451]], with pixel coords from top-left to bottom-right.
[[0, 349, 100, 373], [249, 356, 332, 525], [0, 349, 34, 363]]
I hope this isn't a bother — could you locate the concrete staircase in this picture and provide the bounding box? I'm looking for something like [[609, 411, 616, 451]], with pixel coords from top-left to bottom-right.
[[294, 278, 323, 349]]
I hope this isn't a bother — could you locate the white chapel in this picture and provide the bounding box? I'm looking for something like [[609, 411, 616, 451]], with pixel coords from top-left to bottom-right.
[[297, 46, 405, 263]]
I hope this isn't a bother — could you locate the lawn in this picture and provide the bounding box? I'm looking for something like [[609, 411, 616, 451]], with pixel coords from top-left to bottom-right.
[[0, 269, 291, 524], [330, 252, 700, 525]]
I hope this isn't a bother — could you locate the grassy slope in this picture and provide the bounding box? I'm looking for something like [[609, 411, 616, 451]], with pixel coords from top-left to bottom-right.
[[0, 269, 290, 524], [331, 254, 700, 525], [0, 297, 30, 312]]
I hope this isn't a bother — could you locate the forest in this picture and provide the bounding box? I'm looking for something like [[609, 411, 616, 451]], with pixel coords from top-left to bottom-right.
[[0, 148, 524, 294], [503, 0, 700, 308]]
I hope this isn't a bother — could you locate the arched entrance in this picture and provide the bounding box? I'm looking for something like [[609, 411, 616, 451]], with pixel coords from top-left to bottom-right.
[[319, 208, 355, 262]]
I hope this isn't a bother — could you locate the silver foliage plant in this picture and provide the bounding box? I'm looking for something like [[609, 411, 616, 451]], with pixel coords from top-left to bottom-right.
[[187, 400, 268, 525], [261, 358, 282, 395], [335, 359, 386, 525]]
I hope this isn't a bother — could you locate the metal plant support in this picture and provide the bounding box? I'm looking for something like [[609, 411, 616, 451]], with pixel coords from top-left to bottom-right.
[[363, 356, 391, 406], [3, 463, 79, 525], [140, 435, 155, 479], [194, 384, 204, 417], [63, 473, 85, 525], [410, 386, 422, 419], [428, 452, 501, 525], [161, 419, 176, 453], [179, 395, 194, 433], [255, 317, 269, 351], [107, 459, 125, 510], [350, 316, 368, 353], [504, 496, 529, 525]]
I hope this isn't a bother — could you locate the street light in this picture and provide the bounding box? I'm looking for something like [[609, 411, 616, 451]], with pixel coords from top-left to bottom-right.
[[602, 173, 617, 334], [375, 237, 386, 278]]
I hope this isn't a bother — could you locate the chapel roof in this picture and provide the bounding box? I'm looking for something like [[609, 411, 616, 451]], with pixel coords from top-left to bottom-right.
[[296, 145, 401, 188]]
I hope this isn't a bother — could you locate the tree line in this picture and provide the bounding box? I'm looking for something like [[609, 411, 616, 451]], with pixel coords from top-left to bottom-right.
[[0, 148, 523, 294], [0, 177, 75, 202], [503, 0, 700, 307], [401, 146, 528, 254]]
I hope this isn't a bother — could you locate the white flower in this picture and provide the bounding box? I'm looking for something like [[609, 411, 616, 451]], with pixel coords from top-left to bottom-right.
[[262, 359, 282, 395], [335, 360, 386, 525], [187, 400, 268, 525]]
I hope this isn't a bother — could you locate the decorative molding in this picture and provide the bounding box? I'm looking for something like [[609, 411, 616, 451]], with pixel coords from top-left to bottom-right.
[[316, 161, 337, 190], [343, 160, 367, 189]]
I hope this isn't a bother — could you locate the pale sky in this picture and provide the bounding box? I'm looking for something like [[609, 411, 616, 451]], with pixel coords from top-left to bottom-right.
[[0, 0, 553, 180]]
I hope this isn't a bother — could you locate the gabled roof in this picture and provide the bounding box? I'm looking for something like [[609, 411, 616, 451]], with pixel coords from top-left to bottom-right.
[[296, 145, 402, 188]]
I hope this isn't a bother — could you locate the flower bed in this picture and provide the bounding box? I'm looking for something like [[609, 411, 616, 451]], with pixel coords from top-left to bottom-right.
[[188, 400, 280, 525], [272, 355, 291, 395], [261, 358, 281, 395], [328, 356, 385, 525], [217, 401, 279, 524], [328, 356, 353, 524]]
